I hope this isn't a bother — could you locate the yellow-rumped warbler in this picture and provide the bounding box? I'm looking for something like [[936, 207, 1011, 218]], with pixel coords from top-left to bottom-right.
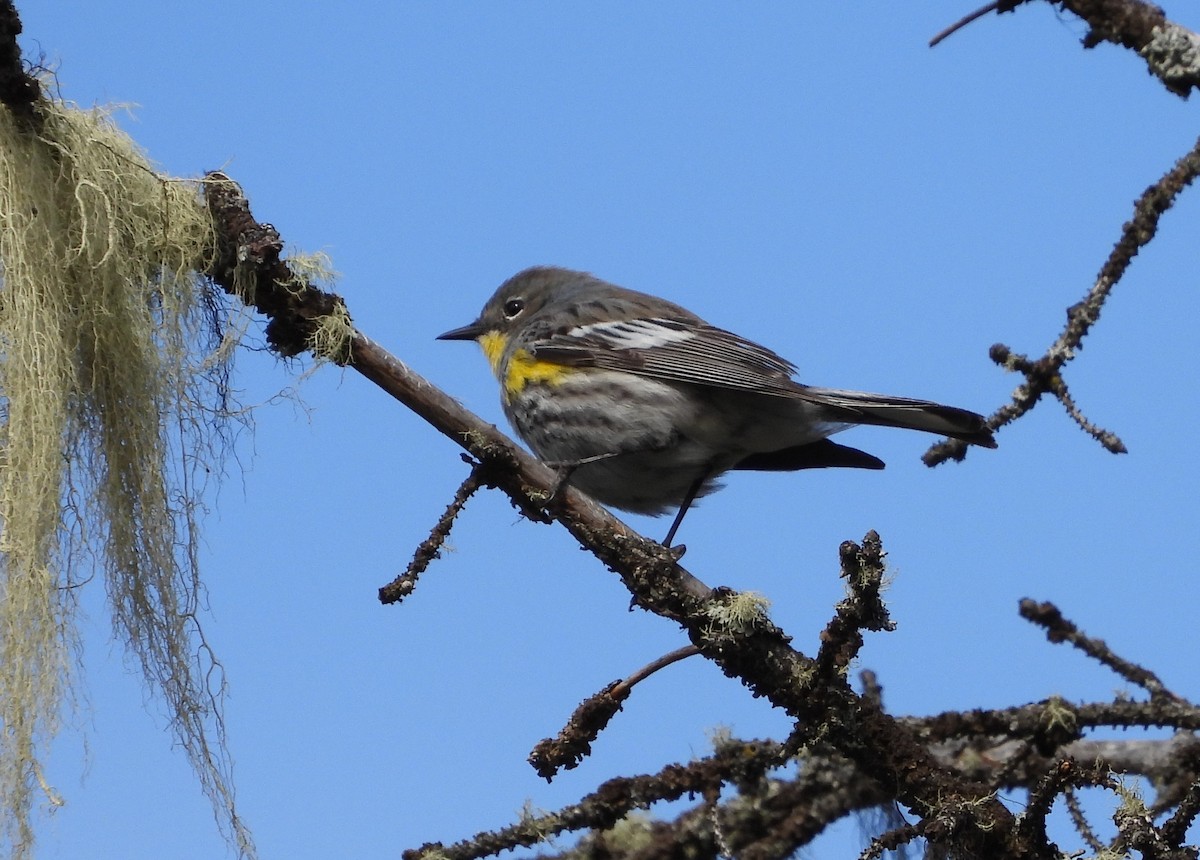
[[439, 266, 995, 544]]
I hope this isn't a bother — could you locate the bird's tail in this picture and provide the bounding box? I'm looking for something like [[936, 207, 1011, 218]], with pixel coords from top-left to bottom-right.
[[795, 386, 997, 447]]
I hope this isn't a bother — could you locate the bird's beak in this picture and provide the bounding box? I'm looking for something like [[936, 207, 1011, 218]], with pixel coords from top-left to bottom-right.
[[436, 320, 486, 341]]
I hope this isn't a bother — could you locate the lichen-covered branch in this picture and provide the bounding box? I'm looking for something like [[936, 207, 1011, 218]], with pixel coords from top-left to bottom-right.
[[0, 11, 253, 857], [932, 0, 1200, 98], [529, 646, 701, 780], [0, 0, 39, 125], [198, 178, 1200, 858]]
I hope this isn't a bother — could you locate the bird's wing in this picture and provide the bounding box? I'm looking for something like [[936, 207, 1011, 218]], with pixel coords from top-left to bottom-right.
[[530, 317, 803, 396], [530, 317, 996, 446]]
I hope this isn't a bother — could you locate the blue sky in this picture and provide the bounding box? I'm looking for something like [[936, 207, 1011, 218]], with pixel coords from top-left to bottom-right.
[[20, 3, 1200, 858]]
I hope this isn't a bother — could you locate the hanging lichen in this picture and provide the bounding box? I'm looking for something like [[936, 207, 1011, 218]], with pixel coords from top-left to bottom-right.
[[0, 93, 252, 857]]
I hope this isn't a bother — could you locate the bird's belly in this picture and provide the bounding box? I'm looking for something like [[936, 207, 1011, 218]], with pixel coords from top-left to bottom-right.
[[503, 373, 842, 514], [504, 371, 720, 514]]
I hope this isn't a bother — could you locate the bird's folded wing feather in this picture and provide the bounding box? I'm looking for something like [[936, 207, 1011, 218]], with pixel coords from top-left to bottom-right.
[[530, 317, 996, 446], [530, 317, 802, 395]]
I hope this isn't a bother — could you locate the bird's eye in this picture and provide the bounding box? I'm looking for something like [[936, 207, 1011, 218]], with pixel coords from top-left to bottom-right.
[[502, 298, 525, 319]]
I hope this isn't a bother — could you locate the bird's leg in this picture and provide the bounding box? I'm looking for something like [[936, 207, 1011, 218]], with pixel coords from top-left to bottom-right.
[[542, 452, 621, 506], [662, 468, 713, 554]]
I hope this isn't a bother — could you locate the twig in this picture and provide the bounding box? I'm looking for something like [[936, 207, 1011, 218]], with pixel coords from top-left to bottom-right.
[[926, 133, 1200, 465], [1045, 370, 1127, 453], [527, 681, 626, 781], [858, 669, 883, 710], [528, 645, 701, 780], [922, 698, 1200, 747], [405, 741, 782, 860], [929, 1, 1011, 48], [1065, 786, 1107, 854], [1017, 758, 1115, 854], [1019, 599, 1181, 702], [1162, 778, 1200, 848], [815, 532, 895, 682], [1016, 758, 1076, 851], [860, 820, 923, 860], [933, 1, 1200, 98], [620, 644, 702, 692], [378, 463, 484, 605]]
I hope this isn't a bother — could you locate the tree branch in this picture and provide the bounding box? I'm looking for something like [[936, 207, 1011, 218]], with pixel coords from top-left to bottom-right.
[[0, 0, 41, 126], [931, 0, 1200, 99], [925, 132, 1200, 465], [1019, 598, 1181, 701], [377, 463, 484, 605], [529, 646, 701, 780]]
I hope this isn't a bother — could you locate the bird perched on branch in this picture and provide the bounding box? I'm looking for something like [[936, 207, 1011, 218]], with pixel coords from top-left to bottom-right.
[[439, 266, 995, 546]]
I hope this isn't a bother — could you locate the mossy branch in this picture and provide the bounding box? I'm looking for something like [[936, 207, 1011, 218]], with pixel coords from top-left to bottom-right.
[[0, 18, 253, 855]]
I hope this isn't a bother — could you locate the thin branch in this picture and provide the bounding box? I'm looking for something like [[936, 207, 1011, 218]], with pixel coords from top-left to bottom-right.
[[405, 742, 783, 860], [929, 1, 1011, 47], [378, 463, 484, 605], [932, 0, 1200, 98], [926, 133, 1200, 465], [861, 820, 923, 860], [1046, 371, 1128, 454], [620, 645, 701, 691], [204, 174, 715, 606], [858, 669, 884, 711], [1065, 787, 1108, 854], [529, 646, 701, 780], [1019, 598, 1181, 702], [815, 532, 894, 682], [1015, 758, 1111, 852], [1162, 778, 1200, 847]]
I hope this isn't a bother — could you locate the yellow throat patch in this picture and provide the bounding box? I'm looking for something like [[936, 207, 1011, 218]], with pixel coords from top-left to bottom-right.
[[478, 331, 570, 399]]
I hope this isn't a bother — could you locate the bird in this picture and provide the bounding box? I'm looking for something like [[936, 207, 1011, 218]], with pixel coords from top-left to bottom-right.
[[438, 266, 995, 546]]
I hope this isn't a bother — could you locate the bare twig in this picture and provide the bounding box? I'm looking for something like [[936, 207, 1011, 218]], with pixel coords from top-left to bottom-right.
[[1065, 787, 1108, 853], [204, 174, 716, 604], [858, 669, 883, 710], [929, 1, 1012, 47], [528, 680, 627, 780], [861, 820, 923, 860], [378, 463, 484, 605], [1019, 598, 1181, 702], [1162, 778, 1200, 847], [620, 645, 702, 690], [1016, 758, 1113, 852], [926, 133, 1200, 465], [1046, 371, 1128, 453], [528, 645, 701, 780]]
